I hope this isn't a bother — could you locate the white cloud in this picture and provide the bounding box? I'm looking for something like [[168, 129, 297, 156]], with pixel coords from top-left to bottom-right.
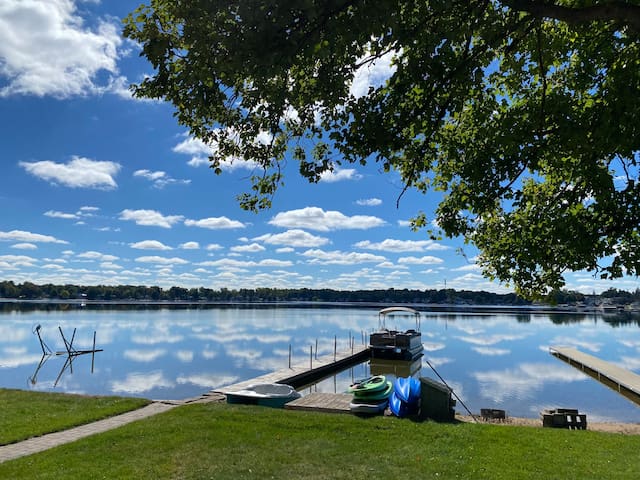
[[0, 0, 125, 98], [129, 240, 172, 251], [173, 133, 258, 171], [253, 229, 330, 248], [356, 198, 382, 206], [184, 217, 245, 229], [398, 255, 444, 265], [119, 209, 184, 228], [355, 239, 449, 252], [20, 156, 121, 189], [135, 256, 189, 265], [77, 251, 119, 262], [199, 258, 292, 268], [350, 49, 397, 99], [319, 168, 362, 183], [0, 230, 68, 244], [133, 169, 191, 188], [0, 255, 37, 267], [269, 207, 385, 231], [10, 243, 37, 250], [179, 242, 200, 250], [231, 243, 266, 253], [206, 243, 223, 251], [301, 249, 387, 265], [44, 210, 80, 220]]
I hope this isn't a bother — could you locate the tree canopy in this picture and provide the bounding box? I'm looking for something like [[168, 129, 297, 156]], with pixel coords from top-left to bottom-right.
[[123, 0, 640, 298]]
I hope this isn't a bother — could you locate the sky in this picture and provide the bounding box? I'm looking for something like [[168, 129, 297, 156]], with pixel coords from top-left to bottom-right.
[[0, 0, 638, 295]]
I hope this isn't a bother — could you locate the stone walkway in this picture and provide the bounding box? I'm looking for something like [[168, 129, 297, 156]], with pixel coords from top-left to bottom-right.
[[0, 393, 225, 464]]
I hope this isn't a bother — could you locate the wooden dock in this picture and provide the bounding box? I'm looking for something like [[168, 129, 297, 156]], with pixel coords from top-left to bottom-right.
[[550, 346, 640, 405], [214, 345, 370, 394], [285, 393, 352, 414]]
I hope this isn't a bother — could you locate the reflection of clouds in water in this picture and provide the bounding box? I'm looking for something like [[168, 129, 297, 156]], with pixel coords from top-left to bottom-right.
[[451, 324, 485, 335], [225, 348, 262, 363], [455, 334, 527, 346], [111, 371, 174, 394], [423, 342, 446, 352], [424, 356, 454, 368], [548, 336, 601, 352], [616, 356, 640, 372], [202, 348, 218, 359], [193, 332, 291, 344], [176, 373, 238, 389], [472, 346, 510, 356], [0, 325, 30, 343], [473, 363, 586, 403], [619, 339, 640, 350], [131, 332, 184, 345], [0, 351, 43, 368], [175, 350, 194, 362], [123, 349, 167, 363]]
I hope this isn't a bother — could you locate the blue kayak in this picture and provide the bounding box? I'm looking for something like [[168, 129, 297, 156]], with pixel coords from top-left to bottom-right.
[[389, 392, 413, 417], [393, 376, 421, 404]]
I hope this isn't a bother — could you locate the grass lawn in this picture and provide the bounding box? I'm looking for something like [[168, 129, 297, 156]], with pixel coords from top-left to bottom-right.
[[0, 388, 150, 445], [1, 401, 639, 479]]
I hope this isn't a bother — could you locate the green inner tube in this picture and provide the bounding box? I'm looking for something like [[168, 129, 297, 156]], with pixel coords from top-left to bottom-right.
[[352, 381, 393, 401], [348, 375, 387, 394]]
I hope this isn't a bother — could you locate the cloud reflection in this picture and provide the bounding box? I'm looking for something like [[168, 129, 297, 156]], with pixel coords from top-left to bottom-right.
[[472, 346, 510, 356], [473, 362, 586, 403], [176, 373, 238, 389], [123, 349, 167, 362], [111, 371, 174, 394]]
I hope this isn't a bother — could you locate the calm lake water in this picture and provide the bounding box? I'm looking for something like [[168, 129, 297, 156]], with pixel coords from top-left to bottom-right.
[[2, 304, 640, 422]]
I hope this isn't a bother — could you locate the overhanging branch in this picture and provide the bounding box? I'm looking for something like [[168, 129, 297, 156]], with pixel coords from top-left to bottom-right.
[[501, 0, 640, 30]]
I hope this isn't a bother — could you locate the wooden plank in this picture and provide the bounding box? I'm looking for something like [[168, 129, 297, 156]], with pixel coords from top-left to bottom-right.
[[285, 393, 352, 414], [214, 345, 369, 394], [550, 346, 640, 401]]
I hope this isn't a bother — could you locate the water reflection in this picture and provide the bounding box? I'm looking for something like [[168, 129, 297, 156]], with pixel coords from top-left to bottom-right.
[[1, 305, 640, 421]]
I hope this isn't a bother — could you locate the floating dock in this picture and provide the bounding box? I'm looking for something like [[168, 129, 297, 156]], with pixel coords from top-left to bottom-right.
[[285, 393, 352, 414], [214, 345, 370, 395], [550, 346, 640, 405]]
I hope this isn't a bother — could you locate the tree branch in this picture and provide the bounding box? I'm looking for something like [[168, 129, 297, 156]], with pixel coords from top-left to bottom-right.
[[501, 0, 640, 30]]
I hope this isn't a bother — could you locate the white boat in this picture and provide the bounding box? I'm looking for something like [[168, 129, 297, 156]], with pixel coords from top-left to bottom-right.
[[225, 383, 301, 408], [369, 307, 424, 361]]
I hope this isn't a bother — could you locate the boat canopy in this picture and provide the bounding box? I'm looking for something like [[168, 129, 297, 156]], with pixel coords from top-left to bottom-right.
[[378, 306, 421, 331]]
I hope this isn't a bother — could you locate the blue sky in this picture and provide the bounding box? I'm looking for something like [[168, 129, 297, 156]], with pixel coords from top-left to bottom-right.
[[0, 0, 637, 295]]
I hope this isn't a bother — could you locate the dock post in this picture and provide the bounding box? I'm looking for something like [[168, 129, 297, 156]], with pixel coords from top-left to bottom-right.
[[288, 344, 292, 368], [315, 338, 318, 359], [310, 345, 313, 369], [334, 335, 337, 361]]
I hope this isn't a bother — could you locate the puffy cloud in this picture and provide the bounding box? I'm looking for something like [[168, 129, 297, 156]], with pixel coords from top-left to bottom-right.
[[173, 133, 258, 170], [397, 255, 444, 265], [253, 229, 330, 248], [350, 49, 397, 99], [355, 239, 449, 252], [319, 168, 362, 183], [10, 243, 37, 250], [269, 207, 385, 231], [301, 249, 386, 265], [179, 242, 200, 250], [129, 240, 173, 251], [44, 210, 80, 220], [119, 209, 184, 228], [0, 0, 125, 98], [20, 156, 121, 189], [135, 256, 189, 265], [0, 230, 68, 244], [76, 251, 119, 262], [133, 169, 191, 188], [184, 217, 245, 229], [230, 243, 266, 253], [356, 198, 382, 206]]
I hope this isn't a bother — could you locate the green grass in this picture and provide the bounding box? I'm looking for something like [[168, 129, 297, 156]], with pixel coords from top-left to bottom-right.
[[0, 388, 150, 445], [1, 401, 639, 479]]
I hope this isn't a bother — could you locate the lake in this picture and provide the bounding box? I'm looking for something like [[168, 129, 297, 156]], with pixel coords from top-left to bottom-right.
[[1, 303, 640, 422]]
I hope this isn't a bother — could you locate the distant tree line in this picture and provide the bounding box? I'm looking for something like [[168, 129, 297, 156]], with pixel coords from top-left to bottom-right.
[[0, 280, 532, 304], [1, 280, 638, 306]]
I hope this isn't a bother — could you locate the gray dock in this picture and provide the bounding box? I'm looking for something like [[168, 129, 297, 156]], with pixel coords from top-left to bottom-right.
[[285, 392, 352, 413], [214, 345, 370, 394], [550, 346, 640, 405]]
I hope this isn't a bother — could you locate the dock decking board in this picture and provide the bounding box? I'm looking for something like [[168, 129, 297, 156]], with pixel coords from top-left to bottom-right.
[[214, 345, 369, 394], [285, 393, 352, 414], [550, 346, 640, 405]]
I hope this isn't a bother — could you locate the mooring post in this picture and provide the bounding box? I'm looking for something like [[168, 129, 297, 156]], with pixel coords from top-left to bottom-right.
[[310, 345, 313, 369], [315, 338, 318, 359], [91, 331, 96, 373], [334, 335, 337, 361], [288, 344, 292, 369]]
